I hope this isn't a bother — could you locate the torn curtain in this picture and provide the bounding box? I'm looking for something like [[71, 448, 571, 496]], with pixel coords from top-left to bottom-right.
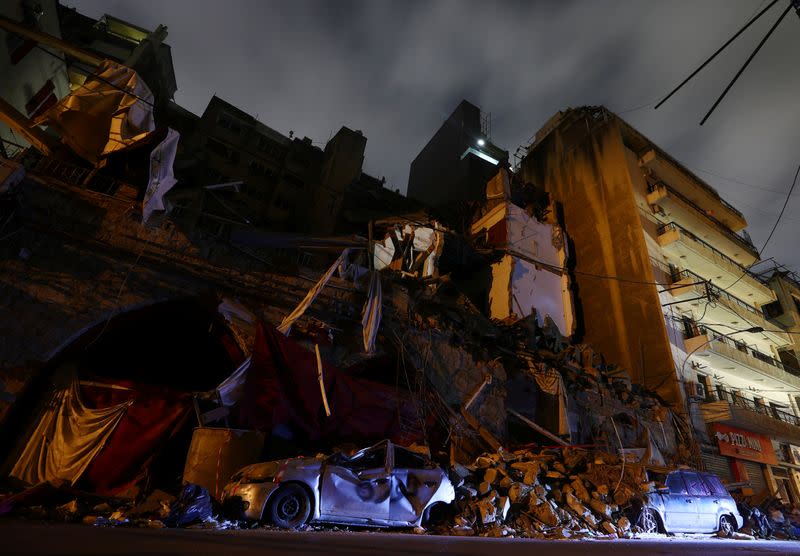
[[76, 382, 193, 496], [34, 60, 155, 164], [10, 380, 130, 486], [237, 321, 421, 446], [361, 271, 382, 353]]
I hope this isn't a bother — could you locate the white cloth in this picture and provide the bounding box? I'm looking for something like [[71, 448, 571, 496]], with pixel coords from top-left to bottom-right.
[[361, 271, 382, 353], [216, 356, 252, 407], [278, 249, 350, 335], [10, 380, 131, 486], [143, 127, 180, 223]]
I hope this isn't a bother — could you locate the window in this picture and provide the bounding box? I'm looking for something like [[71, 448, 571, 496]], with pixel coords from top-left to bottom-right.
[[666, 472, 688, 495], [284, 174, 305, 189], [696, 374, 709, 400], [206, 138, 229, 158], [342, 446, 386, 473], [393, 447, 428, 470], [700, 473, 727, 496], [682, 471, 711, 496], [218, 113, 242, 134], [25, 79, 57, 119]]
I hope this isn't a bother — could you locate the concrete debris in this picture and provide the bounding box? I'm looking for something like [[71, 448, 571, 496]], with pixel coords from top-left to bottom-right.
[[441, 445, 656, 539]]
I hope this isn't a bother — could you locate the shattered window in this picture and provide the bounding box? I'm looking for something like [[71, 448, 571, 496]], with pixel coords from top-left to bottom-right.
[[700, 473, 727, 496], [666, 472, 687, 495], [340, 446, 386, 473], [682, 471, 711, 496], [393, 447, 427, 470]]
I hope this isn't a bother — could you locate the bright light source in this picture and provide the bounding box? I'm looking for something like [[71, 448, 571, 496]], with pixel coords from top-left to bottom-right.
[[477, 139, 485, 147]]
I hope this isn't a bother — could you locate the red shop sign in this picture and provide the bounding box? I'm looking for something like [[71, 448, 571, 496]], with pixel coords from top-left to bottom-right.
[[711, 423, 777, 465]]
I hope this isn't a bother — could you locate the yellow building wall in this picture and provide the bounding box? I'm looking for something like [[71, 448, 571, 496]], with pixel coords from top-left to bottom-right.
[[522, 115, 682, 406]]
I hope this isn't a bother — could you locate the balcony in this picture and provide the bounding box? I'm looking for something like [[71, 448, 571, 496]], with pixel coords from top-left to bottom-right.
[[646, 182, 758, 265], [685, 329, 800, 388], [667, 269, 790, 347], [700, 389, 800, 443], [639, 148, 747, 231], [657, 222, 774, 305]]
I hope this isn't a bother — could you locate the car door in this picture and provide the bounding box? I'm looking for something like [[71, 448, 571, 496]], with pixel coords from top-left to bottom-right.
[[663, 471, 698, 532], [701, 473, 730, 530], [389, 446, 442, 523], [318, 442, 391, 522], [682, 471, 715, 532]]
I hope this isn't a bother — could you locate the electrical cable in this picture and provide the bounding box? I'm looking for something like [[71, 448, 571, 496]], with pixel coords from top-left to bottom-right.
[[654, 0, 780, 110], [699, 2, 793, 125]]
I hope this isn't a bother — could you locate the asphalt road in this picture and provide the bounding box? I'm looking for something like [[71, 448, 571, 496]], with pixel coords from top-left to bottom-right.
[[3, 521, 800, 555]]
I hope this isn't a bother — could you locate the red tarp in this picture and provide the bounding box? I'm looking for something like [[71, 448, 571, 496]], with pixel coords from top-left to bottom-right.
[[77, 381, 192, 496], [237, 322, 421, 446]]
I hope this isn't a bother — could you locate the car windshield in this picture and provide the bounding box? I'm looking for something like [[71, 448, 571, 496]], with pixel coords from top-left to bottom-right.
[[331, 445, 387, 473], [682, 471, 711, 496]]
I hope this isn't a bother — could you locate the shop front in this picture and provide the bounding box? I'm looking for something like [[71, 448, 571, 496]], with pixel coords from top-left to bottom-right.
[[710, 423, 777, 497]]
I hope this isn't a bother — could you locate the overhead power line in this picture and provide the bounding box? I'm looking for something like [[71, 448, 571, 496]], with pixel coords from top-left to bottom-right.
[[654, 0, 795, 125]]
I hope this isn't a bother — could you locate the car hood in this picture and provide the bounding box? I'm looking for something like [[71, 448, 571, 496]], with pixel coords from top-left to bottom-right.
[[232, 457, 323, 482]]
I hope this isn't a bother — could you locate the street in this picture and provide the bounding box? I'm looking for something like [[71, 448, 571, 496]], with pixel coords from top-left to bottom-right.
[[3, 521, 800, 556]]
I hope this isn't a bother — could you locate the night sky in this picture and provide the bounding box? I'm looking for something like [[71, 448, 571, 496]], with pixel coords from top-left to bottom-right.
[[68, 0, 800, 273]]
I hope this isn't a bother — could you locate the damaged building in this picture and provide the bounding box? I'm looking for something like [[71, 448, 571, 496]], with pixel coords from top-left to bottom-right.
[[519, 106, 800, 504], [1, 5, 797, 540]]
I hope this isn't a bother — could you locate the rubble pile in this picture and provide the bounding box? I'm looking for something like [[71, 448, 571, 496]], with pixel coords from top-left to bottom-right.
[[444, 446, 653, 539]]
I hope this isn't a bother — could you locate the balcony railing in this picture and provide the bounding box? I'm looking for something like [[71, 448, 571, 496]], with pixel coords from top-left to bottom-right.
[[671, 268, 765, 319], [693, 326, 800, 378], [648, 181, 757, 256], [657, 222, 765, 284], [710, 387, 800, 428]]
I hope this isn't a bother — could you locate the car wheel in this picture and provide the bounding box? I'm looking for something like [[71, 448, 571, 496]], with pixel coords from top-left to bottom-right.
[[637, 507, 660, 534], [422, 502, 449, 527], [719, 514, 735, 537], [266, 484, 311, 529]]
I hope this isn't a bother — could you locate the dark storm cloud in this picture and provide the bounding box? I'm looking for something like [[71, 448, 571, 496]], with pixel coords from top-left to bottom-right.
[[68, 0, 800, 271]]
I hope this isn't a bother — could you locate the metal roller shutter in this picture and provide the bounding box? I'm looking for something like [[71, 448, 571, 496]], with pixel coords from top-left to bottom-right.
[[743, 461, 768, 496], [701, 453, 733, 483]]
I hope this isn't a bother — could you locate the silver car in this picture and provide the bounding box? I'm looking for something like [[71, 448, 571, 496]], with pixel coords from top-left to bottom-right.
[[637, 470, 743, 535], [221, 440, 455, 529]]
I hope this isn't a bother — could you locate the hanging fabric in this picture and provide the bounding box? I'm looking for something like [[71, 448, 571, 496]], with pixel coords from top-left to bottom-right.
[[361, 271, 382, 353], [532, 370, 570, 437], [10, 379, 131, 486], [216, 356, 252, 407], [277, 249, 350, 335]]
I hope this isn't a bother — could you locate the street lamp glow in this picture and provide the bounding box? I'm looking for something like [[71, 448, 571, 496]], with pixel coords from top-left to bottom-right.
[[477, 139, 485, 147]]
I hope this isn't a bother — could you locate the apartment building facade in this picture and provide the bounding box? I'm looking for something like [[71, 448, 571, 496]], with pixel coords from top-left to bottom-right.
[[520, 106, 800, 503], [172, 95, 368, 239]]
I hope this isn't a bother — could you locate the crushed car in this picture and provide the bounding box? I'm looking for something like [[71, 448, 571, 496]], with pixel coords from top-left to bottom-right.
[[221, 440, 455, 528], [634, 470, 742, 535]]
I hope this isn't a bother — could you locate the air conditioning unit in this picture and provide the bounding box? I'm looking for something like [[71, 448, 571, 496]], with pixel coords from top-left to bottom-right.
[[696, 381, 707, 400]]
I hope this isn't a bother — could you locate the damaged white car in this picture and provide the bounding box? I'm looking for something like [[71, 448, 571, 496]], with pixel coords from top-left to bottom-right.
[[221, 440, 455, 528]]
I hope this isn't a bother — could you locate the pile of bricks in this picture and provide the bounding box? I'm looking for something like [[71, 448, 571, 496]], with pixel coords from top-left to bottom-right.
[[444, 446, 656, 539]]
